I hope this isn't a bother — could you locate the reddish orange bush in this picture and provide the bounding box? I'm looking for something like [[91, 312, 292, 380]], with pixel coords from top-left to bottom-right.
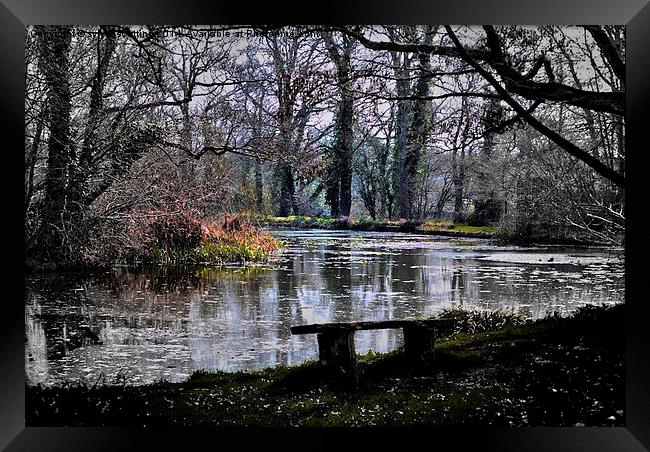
[[200, 215, 281, 257]]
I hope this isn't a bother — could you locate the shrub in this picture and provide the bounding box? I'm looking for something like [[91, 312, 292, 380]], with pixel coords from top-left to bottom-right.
[[122, 204, 203, 264], [435, 308, 525, 337], [196, 215, 283, 263], [263, 215, 344, 230], [147, 212, 202, 253], [349, 217, 380, 230], [422, 220, 455, 230]]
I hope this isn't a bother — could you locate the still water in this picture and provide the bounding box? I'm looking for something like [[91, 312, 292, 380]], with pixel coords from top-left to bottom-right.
[[25, 230, 624, 386]]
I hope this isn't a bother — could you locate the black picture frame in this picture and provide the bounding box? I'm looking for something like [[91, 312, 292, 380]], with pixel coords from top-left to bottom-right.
[[4, 1, 649, 449]]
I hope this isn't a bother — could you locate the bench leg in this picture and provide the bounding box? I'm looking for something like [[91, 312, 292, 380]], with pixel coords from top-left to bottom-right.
[[403, 326, 436, 363], [317, 331, 358, 382]]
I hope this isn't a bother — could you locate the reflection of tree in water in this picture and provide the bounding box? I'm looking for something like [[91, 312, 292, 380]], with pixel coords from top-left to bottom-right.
[[451, 268, 465, 307], [28, 313, 102, 361], [25, 278, 102, 370], [104, 265, 206, 295], [25, 268, 203, 373], [320, 241, 354, 323], [26, 233, 626, 383], [188, 266, 289, 370]]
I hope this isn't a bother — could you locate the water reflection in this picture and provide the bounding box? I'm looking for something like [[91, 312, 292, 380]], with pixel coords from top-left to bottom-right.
[[25, 230, 624, 385]]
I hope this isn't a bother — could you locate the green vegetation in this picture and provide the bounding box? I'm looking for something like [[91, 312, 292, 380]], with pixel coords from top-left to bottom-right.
[[263, 215, 388, 231], [25, 26, 624, 267], [194, 240, 273, 263], [262, 215, 344, 229], [26, 304, 623, 427], [418, 220, 496, 236], [263, 215, 497, 238], [348, 217, 383, 230], [140, 214, 283, 265], [193, 216, 283, 264], [451, 240, 479, 247]]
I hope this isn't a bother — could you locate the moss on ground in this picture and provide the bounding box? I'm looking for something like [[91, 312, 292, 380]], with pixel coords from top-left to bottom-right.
[[26, 304, 624, 427]]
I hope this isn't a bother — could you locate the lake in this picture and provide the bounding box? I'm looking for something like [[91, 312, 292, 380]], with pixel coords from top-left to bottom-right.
[[25, 230, 624, 386]]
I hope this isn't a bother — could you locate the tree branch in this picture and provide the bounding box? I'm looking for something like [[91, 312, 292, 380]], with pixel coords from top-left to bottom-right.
[[582, 25, 626, 85], [445, 26, 625, 189], [482, 26, 623, 116]]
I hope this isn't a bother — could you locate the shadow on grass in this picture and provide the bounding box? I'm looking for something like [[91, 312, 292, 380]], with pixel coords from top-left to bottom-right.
[[26, 304, 625, 427]]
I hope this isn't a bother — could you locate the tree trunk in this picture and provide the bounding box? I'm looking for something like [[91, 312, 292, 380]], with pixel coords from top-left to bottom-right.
[[25, 115, 44, 221], [392, 62, 411, 219], [255, 158, 264, 212], [472, 97, 502, 226], [35, 26, 73, 260], [65, 28, 117, 258], [452, 148, 466, 222], [325, 33, 355, 218], [179, 102, 196, 183], [377, 141, 389, 219], [338, 94, 354, 217], [69, 27, 117, 215], [324, 151, 340, 217], [276, 162, 295, 217], [399, 32, 433, 220]]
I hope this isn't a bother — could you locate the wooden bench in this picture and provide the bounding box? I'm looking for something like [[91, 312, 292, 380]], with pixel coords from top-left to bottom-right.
[[291, 319, 452, 382]]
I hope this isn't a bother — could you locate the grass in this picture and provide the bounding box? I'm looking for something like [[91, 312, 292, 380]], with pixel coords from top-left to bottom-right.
[[263, 216, 497, 238], [262, 215, 343, 229], [451, 240, 479, 247], [26, 304, 624, 427], [349, 217, 383, 230], [418, 220, 496, 236], [195, 220, 283, 264], [145, 216, 284, 265]]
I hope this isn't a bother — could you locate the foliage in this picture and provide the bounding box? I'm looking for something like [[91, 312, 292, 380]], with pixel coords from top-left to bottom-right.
[[349, 217, 382, 230], [422, 219, 455, 230], [25, 25, 625, 267], [264, 215, 343, 230], [195, 215, 283, 264], [142, 208, 203, 263], [419, 220, 496, 235], [86, 209, 283, 266], [434, 307, 526, 336]]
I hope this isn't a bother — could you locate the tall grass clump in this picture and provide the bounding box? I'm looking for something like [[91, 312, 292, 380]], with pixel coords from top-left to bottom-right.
[[435, 308, 526, 337], [120, 208, 283, 265], [195, 215, 283, 264], [134, 205, 203, 264]]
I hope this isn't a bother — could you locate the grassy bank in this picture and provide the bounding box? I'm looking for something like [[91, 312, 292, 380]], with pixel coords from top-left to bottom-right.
[[418, 220, 496, 237], [26, 304, 624, 427], [262, 216, 496, 238]]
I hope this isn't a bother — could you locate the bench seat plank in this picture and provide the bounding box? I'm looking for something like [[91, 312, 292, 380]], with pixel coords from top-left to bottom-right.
[[291, 318, 451, 335]]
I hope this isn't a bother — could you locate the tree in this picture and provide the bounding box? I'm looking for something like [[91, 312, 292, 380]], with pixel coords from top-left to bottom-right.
[[323, 31, 356, 217], [470, 96, 504, 226], [399, 26, 435, 220], [334, 25, 625, 189], [34, 25, 73, 260], [264, 34, 328, 216]]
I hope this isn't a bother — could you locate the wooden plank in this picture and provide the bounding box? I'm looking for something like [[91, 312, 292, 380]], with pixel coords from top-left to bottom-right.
[[291, 318, 452, 335]]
